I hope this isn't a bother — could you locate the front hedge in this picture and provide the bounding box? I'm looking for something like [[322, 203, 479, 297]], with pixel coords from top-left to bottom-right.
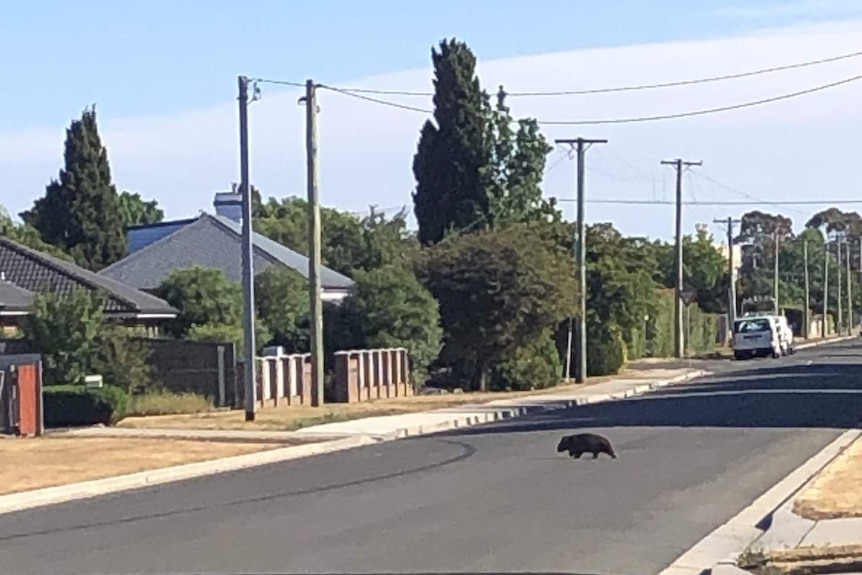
[[43, 385, 129, 428]]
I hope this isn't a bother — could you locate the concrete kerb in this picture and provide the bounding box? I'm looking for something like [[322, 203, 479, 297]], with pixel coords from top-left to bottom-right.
[[658, 429, 862, 575], [795, 335, 857, 351], [0, 435, 378, 517], [390, 369, 710, 439]]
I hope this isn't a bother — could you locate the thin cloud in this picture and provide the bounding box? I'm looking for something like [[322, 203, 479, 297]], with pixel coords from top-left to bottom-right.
[[713, 0, 862, 20], [2, 20, 862, 242]]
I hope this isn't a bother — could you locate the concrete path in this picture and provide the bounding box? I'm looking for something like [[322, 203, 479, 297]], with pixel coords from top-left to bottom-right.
[[0, 339, 859, 575]]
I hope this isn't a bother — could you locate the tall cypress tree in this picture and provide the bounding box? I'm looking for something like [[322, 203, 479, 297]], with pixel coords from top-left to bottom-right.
[[21, 105, 127, 270], [412, 38, 492, 246]]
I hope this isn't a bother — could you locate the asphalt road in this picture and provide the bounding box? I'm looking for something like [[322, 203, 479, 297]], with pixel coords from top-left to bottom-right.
[[1, 340, 861, 575]]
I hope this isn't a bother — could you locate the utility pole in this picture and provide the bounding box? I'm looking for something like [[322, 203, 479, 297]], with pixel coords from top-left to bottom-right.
[[300, 80, 325, 407], [773, 230, 780, 313], [714, 217, 741, 329], [555, 137, 608, 383], [837, 237, 843, 335], [846, 237, 852, 332], [238, 75, 257, 421], [662, 158, 702, 358], [803, 239, 810, 339], [823, 246, 830, 338]]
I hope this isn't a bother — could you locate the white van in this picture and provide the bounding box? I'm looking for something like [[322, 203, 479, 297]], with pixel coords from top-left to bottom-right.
[[772, 315, 796, 356], [732, 316, 782, 360]]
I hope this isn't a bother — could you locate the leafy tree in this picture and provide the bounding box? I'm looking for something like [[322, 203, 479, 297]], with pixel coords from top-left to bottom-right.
[[0, 206, 74, 261], [93, 324, 154, 395], [485, 87, 560, 227], [420, 223, 576, 391], [21, 290, 152, 392], [255, 265, 309, 353], [118, 191, 164, 227], [22, 290, 106, 385], [806, 208, 862, 237], [20, 106, 127, 270], [327, 264, 443, 384], [412, 38, 492, 246], [652, 226, 730, 314], [154, 267, 243, 338], [490, 328, 561, 390]]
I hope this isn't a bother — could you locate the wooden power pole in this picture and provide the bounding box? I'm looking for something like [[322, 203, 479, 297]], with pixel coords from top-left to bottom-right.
[[662, 158, 702, 358], [555, 137, 607, 383], [301, 80, 325, 407]]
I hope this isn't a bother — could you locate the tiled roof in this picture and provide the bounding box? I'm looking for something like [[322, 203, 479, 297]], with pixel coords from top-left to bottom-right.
[[0, 236, 178, 316], [98, 213, 355, 291], [0, 281, 34, 312]]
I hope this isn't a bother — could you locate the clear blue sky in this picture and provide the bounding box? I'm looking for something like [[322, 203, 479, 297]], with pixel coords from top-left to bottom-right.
[[1, 0, 844, 132]]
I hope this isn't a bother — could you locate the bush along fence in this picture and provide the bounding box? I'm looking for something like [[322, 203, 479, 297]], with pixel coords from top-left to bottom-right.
[[238, 347, 411, 409]]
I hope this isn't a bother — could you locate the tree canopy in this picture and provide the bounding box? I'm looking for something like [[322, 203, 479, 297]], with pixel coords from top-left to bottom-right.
[[20, 106, 127, 271]]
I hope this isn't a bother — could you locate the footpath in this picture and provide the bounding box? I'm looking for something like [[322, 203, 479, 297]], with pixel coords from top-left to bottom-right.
[[710, 430, 862, 575]]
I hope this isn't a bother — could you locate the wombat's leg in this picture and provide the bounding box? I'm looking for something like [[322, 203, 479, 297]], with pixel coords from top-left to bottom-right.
[[592, 451, 600, 459], [571, 450, 583, 459]]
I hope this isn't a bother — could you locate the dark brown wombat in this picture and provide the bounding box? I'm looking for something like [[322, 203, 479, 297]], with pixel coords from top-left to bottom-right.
[[557, 433, 617, 459]]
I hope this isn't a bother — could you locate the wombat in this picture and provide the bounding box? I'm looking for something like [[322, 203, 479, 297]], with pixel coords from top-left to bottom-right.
[[557, 432, 616, 459]]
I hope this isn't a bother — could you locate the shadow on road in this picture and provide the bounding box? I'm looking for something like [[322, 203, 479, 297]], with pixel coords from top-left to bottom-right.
[[443, 359, 862, 437]]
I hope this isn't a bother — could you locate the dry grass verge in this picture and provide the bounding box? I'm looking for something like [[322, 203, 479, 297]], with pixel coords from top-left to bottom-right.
[[117, 372, 638, 432], [793, 438, 862, 520], [0, 437, 293, 495], [739, 544, 862, 575]]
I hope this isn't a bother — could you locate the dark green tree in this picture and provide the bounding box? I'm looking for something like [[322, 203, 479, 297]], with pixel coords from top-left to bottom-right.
[[154, 266, 243, 338], [254, 194, 416, 276], [255, 265, 310, 353], [20, 106, 127, 270], [412, 38, 492, 246], [327, 264, 443, 384], [420, 223, 576, 391], [485, 86, 560, 227], [118, 191, 164, 227], [0, 206, 74, 261]]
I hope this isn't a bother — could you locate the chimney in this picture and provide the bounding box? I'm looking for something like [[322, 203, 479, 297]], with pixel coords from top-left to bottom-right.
[[213, 189, 243, 223]]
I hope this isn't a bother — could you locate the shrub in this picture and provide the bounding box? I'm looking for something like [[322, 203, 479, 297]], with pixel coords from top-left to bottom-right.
[[491, 330, 562, 391], [586, 321, 626, 377], [125, 390, 214, 417], [43, 385, 129, 428]]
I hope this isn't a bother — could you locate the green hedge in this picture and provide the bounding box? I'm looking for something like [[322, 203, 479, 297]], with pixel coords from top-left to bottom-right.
[[587, 321, 626, 376], [43, 385, 129, 428], [492, 329, 562, 390]]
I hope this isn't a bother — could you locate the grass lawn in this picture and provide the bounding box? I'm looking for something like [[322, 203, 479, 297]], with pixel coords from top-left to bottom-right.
[[739, 544, 862, 575], [0, 437, 301, 495], [793, 438, 862, 520]]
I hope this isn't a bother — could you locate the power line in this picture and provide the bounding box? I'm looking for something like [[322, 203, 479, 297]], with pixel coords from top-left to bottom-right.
[[537, 73, 862, 125], [554, 198, 862, 206], [304, 73, 862, 126], [305, 48, 862, 98]]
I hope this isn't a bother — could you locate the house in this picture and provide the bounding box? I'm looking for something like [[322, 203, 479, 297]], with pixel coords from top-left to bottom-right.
[[0, 235, 178, 333], [98, 192, 354, 301]]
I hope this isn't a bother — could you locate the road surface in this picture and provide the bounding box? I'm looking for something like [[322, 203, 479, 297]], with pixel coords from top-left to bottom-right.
[[1, 339, 860, 575]]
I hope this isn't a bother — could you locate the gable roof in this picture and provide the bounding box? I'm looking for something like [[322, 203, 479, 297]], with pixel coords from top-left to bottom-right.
[[98, 213, 355, 291], [0, 236, 178, 317], [0, 281, 34, 313]]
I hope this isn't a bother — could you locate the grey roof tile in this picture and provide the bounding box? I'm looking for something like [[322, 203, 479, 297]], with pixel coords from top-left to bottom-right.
[[0, 281, 34, 312], [0, 236, 178, 316], [99, 213, 355, 291]]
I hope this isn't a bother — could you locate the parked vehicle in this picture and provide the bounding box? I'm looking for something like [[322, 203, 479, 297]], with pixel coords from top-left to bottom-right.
[[732, 316, 782, 360], [772, 314, 795, 356]]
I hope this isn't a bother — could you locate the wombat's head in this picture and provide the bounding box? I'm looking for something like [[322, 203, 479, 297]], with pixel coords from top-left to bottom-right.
[[556, 436, 571, 452]]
